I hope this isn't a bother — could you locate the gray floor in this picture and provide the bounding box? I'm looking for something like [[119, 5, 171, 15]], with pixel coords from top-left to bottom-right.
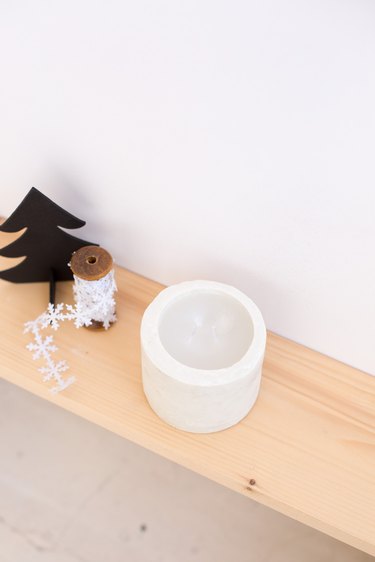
[[0, 379, 372, 562]]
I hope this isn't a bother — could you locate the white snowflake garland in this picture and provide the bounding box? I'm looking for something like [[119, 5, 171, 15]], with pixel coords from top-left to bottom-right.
[[42, 302, 66, 330], [24, 270, 117, 393], [26, 334, 57, 360], [24, 309, 75, 394], [71, 270, 117, 329]]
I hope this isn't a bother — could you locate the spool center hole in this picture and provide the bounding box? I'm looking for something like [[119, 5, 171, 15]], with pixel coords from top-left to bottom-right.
[[86, 256, 97, 265]]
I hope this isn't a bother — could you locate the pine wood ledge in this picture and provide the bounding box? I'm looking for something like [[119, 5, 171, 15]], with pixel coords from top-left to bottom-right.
[[0, 264, 374, 555]]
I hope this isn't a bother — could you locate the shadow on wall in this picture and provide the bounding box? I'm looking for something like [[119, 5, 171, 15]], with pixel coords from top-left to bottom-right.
[[179, 253, 290, 332], [46, 169, 108, 246]]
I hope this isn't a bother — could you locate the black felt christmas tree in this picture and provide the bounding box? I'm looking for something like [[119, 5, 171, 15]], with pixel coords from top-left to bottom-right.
[[0, 187, 96, 286]]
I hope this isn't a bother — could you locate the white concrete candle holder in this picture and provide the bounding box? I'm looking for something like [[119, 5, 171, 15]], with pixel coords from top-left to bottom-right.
[[141, 280, 267, 433]]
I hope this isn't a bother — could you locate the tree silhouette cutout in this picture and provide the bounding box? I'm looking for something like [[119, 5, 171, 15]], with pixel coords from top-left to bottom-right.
[[0, 187, 96, 284]]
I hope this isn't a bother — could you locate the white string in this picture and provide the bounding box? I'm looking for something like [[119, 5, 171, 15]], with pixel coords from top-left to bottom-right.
[[24, 269, 117, 393]]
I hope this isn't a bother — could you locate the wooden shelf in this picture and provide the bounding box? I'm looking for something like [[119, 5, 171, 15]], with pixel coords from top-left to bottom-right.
[[0, 264, 374, 555]]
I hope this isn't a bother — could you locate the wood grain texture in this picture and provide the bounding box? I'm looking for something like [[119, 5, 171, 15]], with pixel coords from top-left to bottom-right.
[[0, 238, 374, 554]]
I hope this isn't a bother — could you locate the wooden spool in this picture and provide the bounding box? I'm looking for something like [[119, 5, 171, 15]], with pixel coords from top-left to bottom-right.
[[70, 245, 115, 330]]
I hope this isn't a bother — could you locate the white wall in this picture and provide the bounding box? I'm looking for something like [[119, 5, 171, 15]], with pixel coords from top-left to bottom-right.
[[0, 0, 374, 375]]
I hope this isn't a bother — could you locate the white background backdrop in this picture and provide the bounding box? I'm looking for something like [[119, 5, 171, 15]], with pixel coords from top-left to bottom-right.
[[0, 0, 374, 375]]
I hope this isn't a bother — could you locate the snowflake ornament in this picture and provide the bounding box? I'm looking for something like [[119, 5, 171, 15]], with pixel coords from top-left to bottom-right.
[[41, 302, 66, 330], [65, 303, 92, 329], [39, 360, 69, 382], [50, 375, 76, 395], [24, 313, 47, 335], [26, 334, 57, 360]]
